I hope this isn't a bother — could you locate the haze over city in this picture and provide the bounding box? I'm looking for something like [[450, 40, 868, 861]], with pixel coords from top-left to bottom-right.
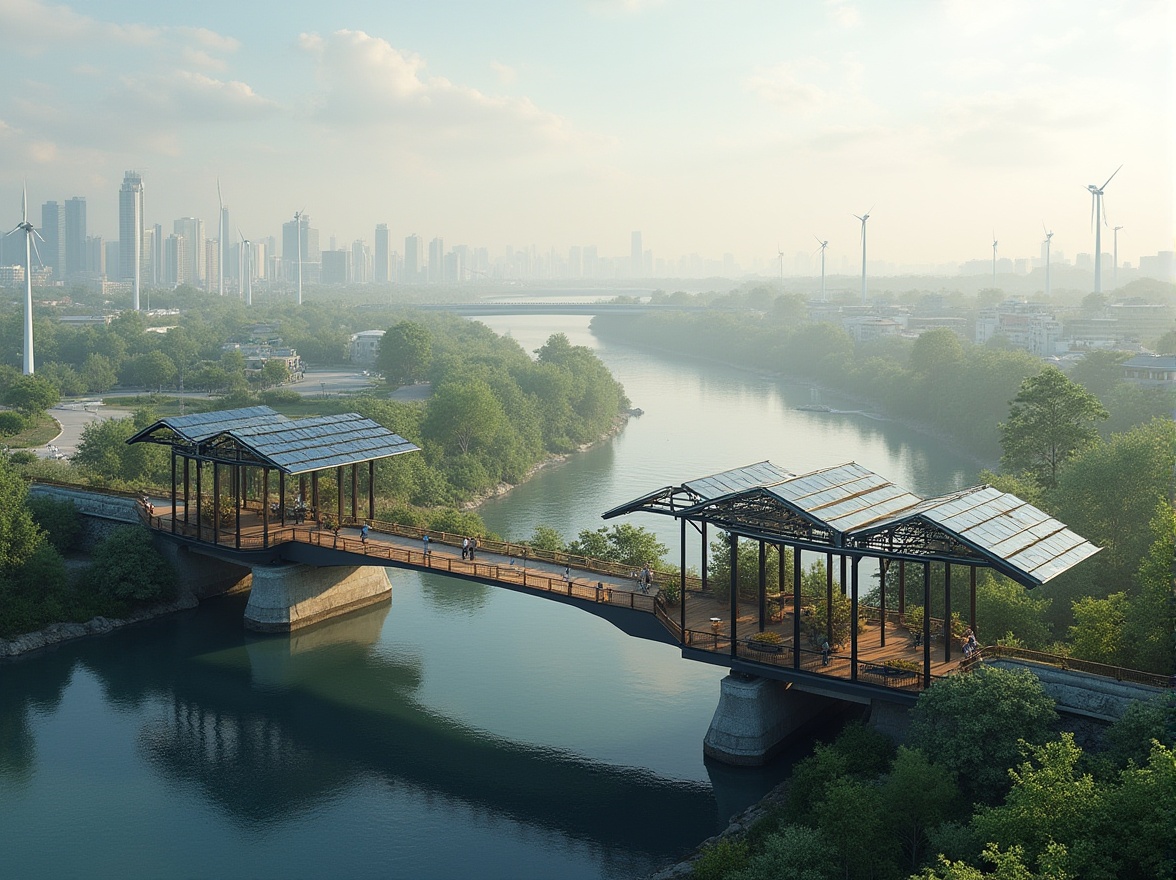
[[0, 0, 1172, 275]]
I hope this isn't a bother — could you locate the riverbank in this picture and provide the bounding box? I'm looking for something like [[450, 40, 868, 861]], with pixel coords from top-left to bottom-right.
[[0, 592, 199, 659], [612, 336, 1000, 474], [462, 411, 632, 510]]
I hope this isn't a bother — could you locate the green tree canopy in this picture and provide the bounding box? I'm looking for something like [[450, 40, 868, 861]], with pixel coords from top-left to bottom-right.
[[0, 455, 44, 575], [377, 321, 432, 387], [999, 366, 1108, 488], [4, 374, 60, 416], [908, 665, 1057, 804]]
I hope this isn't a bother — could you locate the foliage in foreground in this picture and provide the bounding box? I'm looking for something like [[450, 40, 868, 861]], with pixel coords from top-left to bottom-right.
[[691, 676, 1176, 880]]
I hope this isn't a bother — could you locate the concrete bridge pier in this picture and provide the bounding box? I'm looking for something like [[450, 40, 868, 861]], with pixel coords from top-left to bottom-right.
[[703, 673, 842, 766], [244, 563, 392, 633]]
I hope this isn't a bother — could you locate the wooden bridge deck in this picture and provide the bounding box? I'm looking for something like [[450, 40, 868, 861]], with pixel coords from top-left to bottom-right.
[[145, 502, 961, 692]]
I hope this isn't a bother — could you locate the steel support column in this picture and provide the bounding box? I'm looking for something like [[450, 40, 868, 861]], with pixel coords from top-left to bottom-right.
[[850, 556, 860, 681], [826, 552, 834, 644], [970, 566, 977, 636], [195, 458, 202, 542], [679, 517, 687, 639], [758, 541, 766, 632], [923, 561, 932, 689], [351, 464, 358, 521], [279, 472, 286, 526], [793, 547, 802, 669], [170, 449, 177, 534], [898, 560, 906, 614], [944, 563, 952, 663], [729, 533, 738, 659], [183, 457, 190, 523], [368, 460, 375, 522], [212, 462, 220, 545], [336, 466, 344, 527], [262, 468, 269, 549], [879, 559, 888, 648]]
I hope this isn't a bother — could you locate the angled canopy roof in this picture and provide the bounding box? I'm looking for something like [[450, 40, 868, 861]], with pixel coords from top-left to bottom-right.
[[600, 460, 794, 519], [607, 461, 1100, 588], [127, 406, 419, 475]]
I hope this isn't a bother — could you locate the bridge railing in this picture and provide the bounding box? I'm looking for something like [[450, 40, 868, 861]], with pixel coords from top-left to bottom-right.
[[346, 516, 702, 591], [968, 645, 1173, 689]]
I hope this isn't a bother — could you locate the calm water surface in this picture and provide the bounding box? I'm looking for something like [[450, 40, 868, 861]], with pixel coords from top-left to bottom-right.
[[0, 313, 979, 879]]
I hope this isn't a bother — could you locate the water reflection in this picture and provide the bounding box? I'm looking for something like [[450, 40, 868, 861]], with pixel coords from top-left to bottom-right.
[[41, 596, 719, 857], [0, 648, 76, 788], [419, 577, 492, 615]]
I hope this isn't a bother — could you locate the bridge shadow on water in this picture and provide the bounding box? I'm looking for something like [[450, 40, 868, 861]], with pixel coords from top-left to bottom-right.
[[0, 592, 811, 867]]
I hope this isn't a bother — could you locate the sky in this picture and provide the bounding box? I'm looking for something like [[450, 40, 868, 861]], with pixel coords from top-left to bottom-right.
[[0, 0, 1171, 272]]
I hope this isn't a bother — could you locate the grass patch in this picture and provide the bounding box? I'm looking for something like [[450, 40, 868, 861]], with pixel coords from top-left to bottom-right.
[[6, 413, 61, 448]]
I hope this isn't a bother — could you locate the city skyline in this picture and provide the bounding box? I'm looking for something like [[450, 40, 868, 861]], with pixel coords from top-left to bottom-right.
[[0, 1, 1171, 272]]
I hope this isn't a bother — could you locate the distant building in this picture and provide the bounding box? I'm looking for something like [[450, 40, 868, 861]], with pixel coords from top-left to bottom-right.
[[222, 342, 303, 381], [1138, 252, 1175, 282], [403, 234, 423, 282], [631, 231, 642, 278], [842, 315, 901, 343], [64, 197, 86, 277], [374, 224, 390, 283], [118, 171, 144, 283], [350, 330, 385, 364], [1120, 354, 1176, 390], [321, 249, 350, 284], [0, 265, 25, 286], [40, 201, 64, 279], [428, 237, 444, 282], [174, 217, 204, 286]]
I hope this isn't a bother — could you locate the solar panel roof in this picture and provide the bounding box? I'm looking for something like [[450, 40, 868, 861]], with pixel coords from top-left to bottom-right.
[[127, 406, 419, 474], [611, 461, 1100, 587], [600, 461, 794, 519]]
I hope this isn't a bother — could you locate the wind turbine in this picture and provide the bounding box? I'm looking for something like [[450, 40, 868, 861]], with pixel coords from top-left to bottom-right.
[[1086, 164, 1121, 293], [7, 187, 43, 374], [239, 227, 252, 307], [293, 209, 304, 305], [776, 244, 785, 292], [852, 209, 871, 304], [1112, 225, 1123, 288], [217, 178, 224, 297], [813, 235, 828, 302], [991, 231, 998, 290], [1043, 224, 1054, 298]]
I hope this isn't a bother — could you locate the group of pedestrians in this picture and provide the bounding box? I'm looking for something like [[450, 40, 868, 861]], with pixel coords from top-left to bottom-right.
[[461, 536, 478, 561]]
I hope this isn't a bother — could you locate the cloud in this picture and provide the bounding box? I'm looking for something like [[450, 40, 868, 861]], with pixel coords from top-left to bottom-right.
[[490, 61, 517, 85], [584, 0, 666, 15], [745, 64, 826, 112], [110, 71, 276, 123], [298, 30, 595, 157], [826, 0, 860, 28]]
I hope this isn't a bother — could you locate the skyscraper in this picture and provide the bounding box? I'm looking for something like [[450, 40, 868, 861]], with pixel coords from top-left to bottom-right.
[[63, 197, 85, 276], [631, 231, 642, 278], [428, 237, 445, 283], [40, 201, 64, 279], [374, 224, 390, 283], [118, 172, 145, 306], [404, 234, 422, 283], [174, 218, 204, 287], [221, 205, 231, 290]]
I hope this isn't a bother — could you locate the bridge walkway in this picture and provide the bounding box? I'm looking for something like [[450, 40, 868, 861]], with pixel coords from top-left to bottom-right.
[[141, 501, 1172, 697]]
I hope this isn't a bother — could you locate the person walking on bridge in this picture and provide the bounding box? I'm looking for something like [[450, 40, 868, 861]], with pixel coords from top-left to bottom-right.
[[462, 536, 469, 560], [361, 523, 370, 545], [422, 533, 431, 558]]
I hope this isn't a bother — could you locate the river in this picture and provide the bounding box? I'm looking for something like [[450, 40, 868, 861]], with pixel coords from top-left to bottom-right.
[[0, 314, 979, 879]]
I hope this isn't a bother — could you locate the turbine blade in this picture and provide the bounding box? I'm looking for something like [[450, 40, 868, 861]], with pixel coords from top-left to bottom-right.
[[1101, 164, 1122, 190], [217, 177, 223, 208], [30, 234, 43, 268], [32, 228, 45, 243], [1090, 193, 1096, 231], [1101, 195, 1108, 227]]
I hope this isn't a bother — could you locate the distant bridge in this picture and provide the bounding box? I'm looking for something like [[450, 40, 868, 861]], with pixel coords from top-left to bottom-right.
[[415, 301, 714, 316]]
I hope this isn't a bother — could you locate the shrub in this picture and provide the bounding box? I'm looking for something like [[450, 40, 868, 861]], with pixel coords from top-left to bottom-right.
[[692, 838, 749, 880], [27, 495, 82, 554], [0, 411, 26, 436], [84, 526, 176, 604]]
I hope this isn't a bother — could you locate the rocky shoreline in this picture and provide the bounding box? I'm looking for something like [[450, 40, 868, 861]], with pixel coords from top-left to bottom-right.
[[0, 592, 199, 660], [647, 777, 793, 879]]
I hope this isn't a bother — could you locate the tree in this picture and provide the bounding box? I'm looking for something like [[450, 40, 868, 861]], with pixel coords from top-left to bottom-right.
[[258, 358, 290, 389], [999, 366, 1107, 488], [882, 746, 960, 873], [422, 379, 505, 457], [83, 526, 176, 603], [910, 328, 965, 377], [908, 666, 1057, 804], [1066, 350, 1130, 400], [1121, 506, 1176, 674], [81, 353, 118, 393], [1068, 592, 1128, 665], [0, 456, 44, 575], [377, 321, 432, 387], [4, 374, 60, 417], [567, 524, 668, 568], [528, 526, 565, 552]]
